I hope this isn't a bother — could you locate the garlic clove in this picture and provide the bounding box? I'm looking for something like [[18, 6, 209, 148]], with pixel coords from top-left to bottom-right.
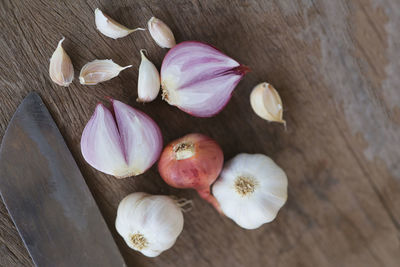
[[250, 82, 285, 124], [111, 99, 163, 176], [161, 41, 249, 117], [147, 17, 176, 48], [49, 37, 74, 87], [95, 8, 144, 39], [212, 153, 288, 229], [115, 193, 184, 257], [137, 49, 160, 102], [79, 59, 132, 85], [80, 103, 128, 177], [80, 99, 163, 178]]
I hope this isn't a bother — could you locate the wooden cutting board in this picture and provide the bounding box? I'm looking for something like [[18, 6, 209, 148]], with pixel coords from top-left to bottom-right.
[[0, 0, 399, 266]]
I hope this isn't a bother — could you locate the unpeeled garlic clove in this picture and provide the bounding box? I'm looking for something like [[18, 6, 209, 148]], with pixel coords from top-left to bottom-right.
[[137, 50, 160, 102], [79, 59, 132, 85], [147, 17, 176, 48], [95, 8, 144, 39], [49, 37, 74, 87], [250, 82, 285, 124]]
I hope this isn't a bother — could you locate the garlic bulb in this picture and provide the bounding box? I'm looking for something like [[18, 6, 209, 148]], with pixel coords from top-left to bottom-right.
[[212, 153, 288, 229], [137, 50, 160, 102], [250, 82, 285, 124], [147, 17, 176, 48], [79, 59, 132, 85], [115, 192, 184, 257], [49, 37, 74, 87], [95, 8, 144, 39]]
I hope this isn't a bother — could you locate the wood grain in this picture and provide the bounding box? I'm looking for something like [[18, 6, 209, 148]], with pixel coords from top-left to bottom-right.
[[1, 0, 400, 266]]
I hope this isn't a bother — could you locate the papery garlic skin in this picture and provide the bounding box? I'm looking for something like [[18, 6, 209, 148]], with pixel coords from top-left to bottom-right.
[[79, 59, 131, 85], [250, 82, 285, 124], [161, 41, 249, 117], [80, 99, 162, 178], [115, 192, 184, 257], [95, 8, 144, 39], [148, 17, 176, 48], [137, 50, 160, 102], [212, 153, 288, 229], [49, 37, 74, 87]]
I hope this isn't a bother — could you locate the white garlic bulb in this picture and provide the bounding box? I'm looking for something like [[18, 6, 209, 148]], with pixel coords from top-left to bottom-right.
[[137, 49, 160, 102], [212, 153, 288, 229], [115, 192, 184, 257]]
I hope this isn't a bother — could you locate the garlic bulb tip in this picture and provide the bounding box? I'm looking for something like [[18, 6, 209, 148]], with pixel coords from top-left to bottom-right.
[[79, 76, 85, 84]]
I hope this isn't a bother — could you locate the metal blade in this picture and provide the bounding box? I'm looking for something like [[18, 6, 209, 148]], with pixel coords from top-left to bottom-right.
[[0, 92, 126, 267]]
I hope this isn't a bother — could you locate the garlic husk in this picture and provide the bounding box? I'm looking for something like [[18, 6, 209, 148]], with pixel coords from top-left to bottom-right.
[[115, 192, 184, 257], [49, 37, 74, 87], [161, 41, 249, 117], [95, 8, 144, 39], [79, 59, 131, 85], [250, 82, 285, 124], [80, 99, 162, 178], [212, 153, 288, 229], [147, 17, 176, 48], [137, 50, 160, 102]]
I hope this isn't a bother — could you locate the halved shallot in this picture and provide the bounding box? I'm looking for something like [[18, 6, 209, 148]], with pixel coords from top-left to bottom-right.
[[161, 41, 249, 117], [81, 99, 162, 178]]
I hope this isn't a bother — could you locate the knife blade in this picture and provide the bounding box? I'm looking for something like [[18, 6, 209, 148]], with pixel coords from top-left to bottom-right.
[[0, 92, 126, 267]]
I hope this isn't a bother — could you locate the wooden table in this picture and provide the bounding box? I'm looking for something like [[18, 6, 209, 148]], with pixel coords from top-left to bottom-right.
[[1, 0, 399, 266]]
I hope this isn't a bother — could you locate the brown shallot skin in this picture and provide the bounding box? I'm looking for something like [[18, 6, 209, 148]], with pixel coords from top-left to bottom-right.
[[158, 133, 224, 213]]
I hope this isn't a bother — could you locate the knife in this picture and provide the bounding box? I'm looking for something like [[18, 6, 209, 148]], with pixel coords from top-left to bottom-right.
[[0, 92, 126, 267]]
